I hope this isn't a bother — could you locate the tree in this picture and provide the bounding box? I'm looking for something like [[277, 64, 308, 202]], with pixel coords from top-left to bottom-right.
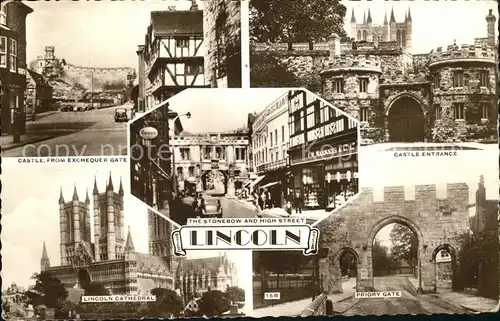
[[250, 0, 347, 43], [197, 290, 231, 317], [372, 239, 392, 276], [224, 286, 245, 303], [24, 272, 68, 310], [146, 287, 184, 317], [389, 224, 418, 267], [83, 282, 110, 296]]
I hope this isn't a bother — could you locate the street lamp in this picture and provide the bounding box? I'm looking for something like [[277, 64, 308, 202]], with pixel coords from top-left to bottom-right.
[[171, 112, 192, 195]]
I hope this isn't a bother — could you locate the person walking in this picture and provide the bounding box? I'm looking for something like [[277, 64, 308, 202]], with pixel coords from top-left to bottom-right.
[[293, 192, 303, 214], [252, 190, 262, 218]]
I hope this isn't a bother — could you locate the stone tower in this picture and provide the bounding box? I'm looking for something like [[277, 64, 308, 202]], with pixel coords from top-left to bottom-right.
[[486, 9, 497, 47], [92, 173, 125, 261], [148, 210, 178, 270], [40, 242, 51, 272], [59, 185, 92, 266]]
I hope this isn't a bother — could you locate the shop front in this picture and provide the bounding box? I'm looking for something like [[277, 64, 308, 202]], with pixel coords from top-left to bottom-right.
[[289, 141, 358, 210]]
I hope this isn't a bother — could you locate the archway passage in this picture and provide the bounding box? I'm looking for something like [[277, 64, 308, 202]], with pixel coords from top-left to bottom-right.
[[432, 245, 458, 293], [388, 96, 425, 142], [338, 248, 359, 293], [77, 268, 91, 290], [371, 222, 419, 292], [201, 170, 227, 196]]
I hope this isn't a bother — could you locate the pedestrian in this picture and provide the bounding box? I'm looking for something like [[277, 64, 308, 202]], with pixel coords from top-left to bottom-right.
[[264, 189, 271, 209], [294, 192, 303, 214], [252, 190, 262, 218], [285, 201, 293, 216], [260, 190, 267, 209]]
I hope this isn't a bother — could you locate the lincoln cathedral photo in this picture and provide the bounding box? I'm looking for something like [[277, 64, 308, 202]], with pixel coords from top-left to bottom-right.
[[39, 174, 239, 302]]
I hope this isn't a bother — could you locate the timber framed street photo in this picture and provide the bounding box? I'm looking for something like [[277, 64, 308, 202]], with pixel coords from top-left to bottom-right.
[[250, 0, 498, 146], [1, 159, 249, 319], [128, 88, 359, 226], [1, 0, 241, 157]]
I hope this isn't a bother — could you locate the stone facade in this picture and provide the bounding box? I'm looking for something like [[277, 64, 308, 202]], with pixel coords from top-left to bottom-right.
[[203, 0, 241, 88], [316, 183, 471, 294], [251, 10, 498, 144]]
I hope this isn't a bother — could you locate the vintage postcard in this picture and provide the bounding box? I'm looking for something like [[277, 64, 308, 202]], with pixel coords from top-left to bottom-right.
[[1, 0, 499, 320]]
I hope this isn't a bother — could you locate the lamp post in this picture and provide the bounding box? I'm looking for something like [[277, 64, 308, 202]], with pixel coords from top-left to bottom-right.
[[171, 112, 191, 195]]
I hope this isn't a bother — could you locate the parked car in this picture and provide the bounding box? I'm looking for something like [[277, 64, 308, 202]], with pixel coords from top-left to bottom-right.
[[60, 104, 72, 112], [202, 197, 223, 218], [115, 108, 128, 122]]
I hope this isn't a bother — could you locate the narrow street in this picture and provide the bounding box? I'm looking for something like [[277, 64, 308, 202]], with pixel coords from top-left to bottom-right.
[[2, 104, 131, 157], [220, 197, 257, 218], [334, 275, 469, 316]]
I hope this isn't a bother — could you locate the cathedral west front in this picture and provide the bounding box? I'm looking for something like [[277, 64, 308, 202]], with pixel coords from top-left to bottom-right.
[[40, 173, 238, 303]]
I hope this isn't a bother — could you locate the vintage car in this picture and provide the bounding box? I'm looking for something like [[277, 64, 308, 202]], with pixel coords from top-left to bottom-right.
[[202, 197, 223, 218], [114, 108, 128, 122]]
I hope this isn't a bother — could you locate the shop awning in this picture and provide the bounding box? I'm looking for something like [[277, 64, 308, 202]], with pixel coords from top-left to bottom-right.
[[248, 175, 266, 188], [261, 181, 280, 189]]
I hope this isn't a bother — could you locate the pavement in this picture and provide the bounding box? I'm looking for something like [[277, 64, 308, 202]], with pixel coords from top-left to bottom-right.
[[334, 275, 471, 316], [1, 104, 131, 157], [407, 276, 498, 313], [251, 277, 356, 318]]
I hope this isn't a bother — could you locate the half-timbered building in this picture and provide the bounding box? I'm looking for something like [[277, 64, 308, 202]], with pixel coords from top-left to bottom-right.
[[141, 2, 207, 111]]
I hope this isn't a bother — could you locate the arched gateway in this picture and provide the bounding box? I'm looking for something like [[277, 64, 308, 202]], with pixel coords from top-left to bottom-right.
[[317, 184, 470, 294], [201, 170, 228, 195], [387, 95, 426, 142]]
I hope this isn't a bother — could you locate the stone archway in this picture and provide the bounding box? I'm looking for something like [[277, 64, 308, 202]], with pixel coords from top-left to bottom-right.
[[201, 170, 228, 195], [331, 247, 360, 293], [77, 268, 92, 290], [432, 244, 459, 292], [387, 95, 425, 142], [364, 215, 425, 292]]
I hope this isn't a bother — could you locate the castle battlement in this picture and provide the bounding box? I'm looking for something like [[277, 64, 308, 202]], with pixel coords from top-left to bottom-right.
[[380, 70, 428, 85], [428, 42, 496, 66], [322, 54, 382, 73]]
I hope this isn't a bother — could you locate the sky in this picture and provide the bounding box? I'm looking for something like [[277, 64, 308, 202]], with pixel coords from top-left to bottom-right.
[[343, 0, 498, 54], [361, 146, 498, 248], [25, 0, 205, 68], [158, 88, 289, 133]]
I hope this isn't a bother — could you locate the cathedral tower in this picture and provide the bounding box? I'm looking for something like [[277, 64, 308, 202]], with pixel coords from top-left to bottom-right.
[[93, 173, 125, 261], [350, 8, 356, 39], [148, 209, 176, 269], [486, 9, 497, 47], [59, 185, 91, 266]]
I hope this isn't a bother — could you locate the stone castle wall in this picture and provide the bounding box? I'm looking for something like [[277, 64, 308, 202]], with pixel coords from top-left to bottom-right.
[[62, 64, 135, 91], [316, 184, 470, 294]]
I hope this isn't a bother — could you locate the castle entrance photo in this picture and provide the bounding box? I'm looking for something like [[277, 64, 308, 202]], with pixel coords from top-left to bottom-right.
[[202, 170, 227, 195], [388, 96, 425, 142]]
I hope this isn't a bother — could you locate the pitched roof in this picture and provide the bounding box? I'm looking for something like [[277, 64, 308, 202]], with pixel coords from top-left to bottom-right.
[[151, 10, 203, 37], [27, 69, 45, 84], [131, 253, 173, 274], [181, 256, 224, 276]]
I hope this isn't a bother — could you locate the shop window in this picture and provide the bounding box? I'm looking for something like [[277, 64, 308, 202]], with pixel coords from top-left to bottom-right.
[[481, 103, 490, 119], [479, 71, 489, 87], [359, 78, 368, 93], [453, 103, 465, 120], [9, 38, 16, 72], [434, 104, 442, 121], [360, 108, 369, 122], [453, 71, 464, 88], [333, 78, 344, 93], [0, 36, 6, 68]]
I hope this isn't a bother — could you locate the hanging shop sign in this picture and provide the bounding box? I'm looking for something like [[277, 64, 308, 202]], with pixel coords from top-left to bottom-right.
[[139, 127, 158, 140]]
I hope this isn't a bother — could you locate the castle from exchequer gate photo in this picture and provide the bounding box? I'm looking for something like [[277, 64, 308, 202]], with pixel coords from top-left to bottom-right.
[[252, 9, 498, 145], [40, 174, 238, 304]]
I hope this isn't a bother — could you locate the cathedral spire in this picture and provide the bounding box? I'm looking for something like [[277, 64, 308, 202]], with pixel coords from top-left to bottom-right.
[[390, 7, 396, 23], [363, 10, 366, 24], [350, 8, 356, 23], [384, 11, 388, 24], [367, 9, 372, 23], [59, 186, 65, 204], [107, 172, 114, 191], [72, 184, 79, 201], [42, 241, 49, 260], [119, 177, 124, 196], [124, 226, 135, 253], [85, 187, 90, 204], [93, 176, 99, 195], [407, 7, 412, 22], [41, 241, 51, 271]]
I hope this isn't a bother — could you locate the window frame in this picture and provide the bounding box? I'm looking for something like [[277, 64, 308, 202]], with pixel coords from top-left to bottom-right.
[[0, 36, 6, 68], [359, 77, 369, 93], [453, 71, 464, 88], [481, 103, 490, 119], [333, 78, 344, 94], [434, 104, 442, 121], [453, 103, 465, 120], [360, 108, 369, 122], [479, 71, 489, 88], [9, 38, 16, 72]]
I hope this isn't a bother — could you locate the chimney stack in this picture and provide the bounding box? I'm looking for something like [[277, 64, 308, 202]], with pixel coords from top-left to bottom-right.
[[329, 33, 341, 60], [190, 0, 199, 11]]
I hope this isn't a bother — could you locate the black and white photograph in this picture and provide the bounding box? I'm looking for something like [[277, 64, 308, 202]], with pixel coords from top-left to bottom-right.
[[251, 146, 499, 317], [250, 0, 498, 145], [1, 160, 250, 319], [1, 0, 241, 157], [129, 88, 359, 226]]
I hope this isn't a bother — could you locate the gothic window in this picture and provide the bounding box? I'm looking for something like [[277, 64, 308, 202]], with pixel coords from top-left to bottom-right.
[[363, 30, 367, 41], [453, 71, 464, 87], [396, 30, 401, 47], [479, 71, 489, 87], [357, 30, 361, 41], [434, 104, 442, 121], [360, 108, 369, 122], [453, 103, 465, 120], [402, 30, 406, 47], [359, 78, 368, 93], [434, 74, 440, 89], [333, 78, 344, 93]]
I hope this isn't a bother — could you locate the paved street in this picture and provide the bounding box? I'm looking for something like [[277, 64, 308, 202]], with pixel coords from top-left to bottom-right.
[[2, 104, 131, 157], [334, 275, 468, 316], [220, 197, 257, 218]]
